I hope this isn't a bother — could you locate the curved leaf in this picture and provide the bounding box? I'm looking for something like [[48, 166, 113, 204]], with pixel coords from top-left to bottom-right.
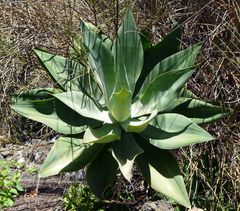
[[179, 87, 198, 98], [80, 21, 112, 49], [87, 148, 118, 199], [34, 49, 85, 92], [11, 98, 93, 134], [52, 91, 113, 123], [81, 21, 115, 102], [11, 88, 61, 103], [122, 110, 158, 132], [62, 143, 104, 172], [138, 44, 201, 96], [132, 67, 195, 117], [83, 124, 121, 144], [135, 25, 182, 95], [171, 98, 232, 124], [108, 87, 132, 122], [135, 136, 191, 208], [39, 137, 99, 177], [141, 113, 213, 149], [112, 7, 143, 93], [111, 133, 143, 181]]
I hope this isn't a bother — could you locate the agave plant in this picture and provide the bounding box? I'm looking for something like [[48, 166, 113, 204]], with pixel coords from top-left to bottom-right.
[[11, 8, 230, 208]]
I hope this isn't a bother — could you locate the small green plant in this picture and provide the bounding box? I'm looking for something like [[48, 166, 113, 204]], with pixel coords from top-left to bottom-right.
[[62, 183, 102, 211], [11, 8, 231, 208], [0, 159, 24, 208], [62, 183, 131, 211]]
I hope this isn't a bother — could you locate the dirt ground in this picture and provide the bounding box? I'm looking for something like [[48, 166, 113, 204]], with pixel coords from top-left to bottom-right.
[[6, 175, 74, 211]]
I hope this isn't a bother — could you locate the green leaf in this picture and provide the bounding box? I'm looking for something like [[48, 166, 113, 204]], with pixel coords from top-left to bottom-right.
[[61, 143, 104, 172], [77, 72, 105, 106], [11, 88, 61, 103], [11, 98, 91, 134], [87, 148, 118, 199], [112, 7, 143, 93], [34, 48, 85, 92], [135, 25, 182, 95], [138, 44, 201, 96], [108, 87, 132, 122], [10, 188, 18, 195], [81, 21, 115, 102], [179, 87, 198, 98], [52, 91, 113, 123], [5, 198, 14, 207], [141, 113, 213, 150], [39, 137, 101, 177], [135, 136, 191, 208], [132, 67, 195, 117], [111, 133, 143, 181], [171, 98, 232, 124], [80, 21, 112, 49], [83, 124, 121, 144], [121, 110, 158, 132]]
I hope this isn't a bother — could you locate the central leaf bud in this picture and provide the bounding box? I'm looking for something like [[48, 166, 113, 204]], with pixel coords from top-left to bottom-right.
[[108, 88, 132, 123]]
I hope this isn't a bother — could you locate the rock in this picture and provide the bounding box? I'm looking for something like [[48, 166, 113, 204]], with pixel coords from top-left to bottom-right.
[[0, 154, 4, 160], [140, 200, 174, 211]]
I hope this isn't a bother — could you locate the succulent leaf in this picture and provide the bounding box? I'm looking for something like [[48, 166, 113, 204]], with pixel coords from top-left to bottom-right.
[[112, 8, 143, 93], [87, 148, 118, 199], [10, 88, 61, 103], [34, 49, 85, 92], [82, 23, 115, 103], [135, 24, 182, 95], [136, 137, 191, 208], [132, 66, 195, 117], [138, 44, 201, 97], [39, 137, 102, 177], [141, 113, 214, 149], [108, 8, 143, 121], [83, 124, 121, 144], [11, 98, 91, 134], [111, 133, 143, 181], [108, 87, 132, 122], [171, 98, 232, 124], [52, 91, 113, 123], [121, 110, 158, 132]]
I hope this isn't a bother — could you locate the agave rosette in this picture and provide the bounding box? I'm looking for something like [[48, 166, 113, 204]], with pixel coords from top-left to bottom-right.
[[11, 8, 230, 208]]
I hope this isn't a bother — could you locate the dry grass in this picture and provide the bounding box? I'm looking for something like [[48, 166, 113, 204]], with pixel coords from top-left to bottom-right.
[[0, 0, 239, 210]]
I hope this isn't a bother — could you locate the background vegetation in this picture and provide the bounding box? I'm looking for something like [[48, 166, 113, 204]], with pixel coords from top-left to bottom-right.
[[0, 0, 239, 210]]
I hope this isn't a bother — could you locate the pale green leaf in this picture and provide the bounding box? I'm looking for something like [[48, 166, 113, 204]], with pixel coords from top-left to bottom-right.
[[141, 113, 213, 149], [171, 98, 232, 124], [39, 137, 101, 177], [135, 24, 182, 95], [11, 98, 93, 134], [136, 137, 191, 208], [111, 133, 143, 181], [83, 124, 121, 144], [108, 87, 132, 122], [82, 21, 115, 102], [11, 88, 61, 103], [34, 49, 84, 92], [80, 21, 112, 49], [62, 143, 104, 172], [112, 7, 143, 93], [52, 91, 113, 123], [132, 67, 195, 117], [138, 44, 201, 96], [122, 110, 158, 132]]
